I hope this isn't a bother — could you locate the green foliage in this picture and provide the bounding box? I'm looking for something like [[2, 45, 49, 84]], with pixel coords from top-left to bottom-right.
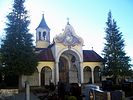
[[102, 11, 132, 78], [67, 96, 77, 100], [1, 0, 38, 76], [0, 51, 3, 74]]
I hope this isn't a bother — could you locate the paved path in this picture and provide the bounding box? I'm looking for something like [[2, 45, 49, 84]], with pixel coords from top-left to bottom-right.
[[125, 96, 133, 100], [4, 93, 40, 100]]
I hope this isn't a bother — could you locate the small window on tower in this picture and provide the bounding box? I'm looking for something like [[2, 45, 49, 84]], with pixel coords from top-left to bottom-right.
[[39, 32, 41, 40], [43, 31, 46, 40]]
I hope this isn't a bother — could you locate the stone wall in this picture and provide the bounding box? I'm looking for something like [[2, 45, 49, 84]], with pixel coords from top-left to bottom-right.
[[0, 89, 18, 99], [22, 72, 39, 87]]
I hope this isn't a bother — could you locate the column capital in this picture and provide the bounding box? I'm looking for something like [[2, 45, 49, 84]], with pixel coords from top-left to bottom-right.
[[91, 67, 94, 71]]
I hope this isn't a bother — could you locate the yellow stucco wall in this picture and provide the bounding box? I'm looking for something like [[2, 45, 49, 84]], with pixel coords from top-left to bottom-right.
[[83, 62, 104, 70], [37, 61, 55, 72], [36, 41, 49, 48]]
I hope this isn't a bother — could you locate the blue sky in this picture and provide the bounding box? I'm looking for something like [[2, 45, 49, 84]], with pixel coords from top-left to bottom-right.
[[0, 0, 133, 64]]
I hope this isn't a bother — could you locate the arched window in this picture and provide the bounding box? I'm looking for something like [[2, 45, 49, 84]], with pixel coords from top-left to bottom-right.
[[39, 31, 41, 40], [43, 31, 46, 40]]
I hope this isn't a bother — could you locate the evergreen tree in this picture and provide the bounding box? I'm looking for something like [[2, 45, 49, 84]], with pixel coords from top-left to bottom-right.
[[102, 11, 132, 83], [1, 0, 38, 87], [0, 51, 3, 74]]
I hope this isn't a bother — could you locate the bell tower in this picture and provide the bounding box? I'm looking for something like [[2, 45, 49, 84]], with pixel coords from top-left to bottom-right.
[[36, 14, 50, 48]]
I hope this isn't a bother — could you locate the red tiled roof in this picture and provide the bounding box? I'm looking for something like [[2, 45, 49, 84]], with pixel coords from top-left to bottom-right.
[[36, 48, 104, 62], [83, 50, 105, 62], [36, 48, 54, 61]]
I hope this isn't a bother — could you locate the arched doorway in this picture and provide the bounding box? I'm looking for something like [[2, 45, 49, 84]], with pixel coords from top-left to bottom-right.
[[83, 66, 92, 83], [94, 66, 101, 83], [41, 66, 52, 86], [58, 50, 80, 84], [59, 56, 69, 83]]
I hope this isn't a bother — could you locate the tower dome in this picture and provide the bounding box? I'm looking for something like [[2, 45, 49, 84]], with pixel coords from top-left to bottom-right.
[[36, 14, 50, 48]]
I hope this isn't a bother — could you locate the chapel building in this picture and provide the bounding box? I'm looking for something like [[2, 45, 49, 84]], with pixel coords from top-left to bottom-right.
[[22, 14, 105, 87]]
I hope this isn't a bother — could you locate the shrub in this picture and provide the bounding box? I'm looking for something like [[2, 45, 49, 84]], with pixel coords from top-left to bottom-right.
[[68, 96, 77, 100]]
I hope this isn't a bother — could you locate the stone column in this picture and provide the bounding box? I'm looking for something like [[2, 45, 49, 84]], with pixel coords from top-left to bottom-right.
[[25, 81, 30, 100], [80, 62, 83, 84], [52, 67, 54, 83], [107, 92, 111, 100], [55, 61, 59, 85], [38, 71, 41, 86], [91, 68, 94, 84]]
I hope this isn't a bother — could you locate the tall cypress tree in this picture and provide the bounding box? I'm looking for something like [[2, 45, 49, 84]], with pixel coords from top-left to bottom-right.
[[102, 11, 132, 83], [1, 0, 38, 87]]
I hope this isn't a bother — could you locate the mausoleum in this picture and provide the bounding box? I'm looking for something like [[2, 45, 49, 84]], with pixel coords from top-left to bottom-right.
[[22, 14, 105, 87]]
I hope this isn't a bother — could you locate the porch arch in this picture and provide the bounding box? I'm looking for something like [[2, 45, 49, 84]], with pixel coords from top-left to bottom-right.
[[41, 66, 52, 86], [94, 66, 101, 83], [56, 48, 83, 62], [58, 49, 81, 84], [83, 66, 92, 83]]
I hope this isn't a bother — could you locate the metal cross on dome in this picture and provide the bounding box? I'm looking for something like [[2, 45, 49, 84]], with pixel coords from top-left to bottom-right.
[[42, 11, 45, 14], [67, 17, 70, 25]]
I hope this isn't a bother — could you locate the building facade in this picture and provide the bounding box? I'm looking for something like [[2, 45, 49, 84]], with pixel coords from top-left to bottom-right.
[[22, 14, 105, 87]]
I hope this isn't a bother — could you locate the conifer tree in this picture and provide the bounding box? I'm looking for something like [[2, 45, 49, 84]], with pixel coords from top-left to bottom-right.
[[0, 51, 2, 74], [1, 0, 38, 87], [102, 11, 132, 83]]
